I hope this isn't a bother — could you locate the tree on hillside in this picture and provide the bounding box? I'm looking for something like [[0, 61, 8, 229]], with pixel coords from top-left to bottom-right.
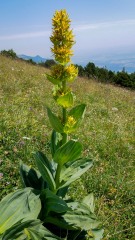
[[0, 49, 17, 59], [85, 62, 96, 78], [75, 64, 85, 77], [130, 72, 135, 89], [39, 59, 56, 68], [96, 67, 109, 82], [108, 70, 115, 82], [115, 71, 134, 88], [27, 58, 36, 65]]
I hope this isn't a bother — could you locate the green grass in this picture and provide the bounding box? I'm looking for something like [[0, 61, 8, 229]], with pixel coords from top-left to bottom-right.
[[0, 55, 135, 239]]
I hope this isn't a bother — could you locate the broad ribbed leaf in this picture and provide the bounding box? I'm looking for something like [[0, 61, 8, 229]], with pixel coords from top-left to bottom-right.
[[91, 229, 104, 240], [46, 73, 61, 85], [59, 158, 93, 188], [63, 201, 100, 231], [47, 108, 64, 133], [35, 154, 56, 191], [57, 186, 69, 198], [35, 151, 53, 175], [0, 188, 41, 234], [53, 140, 82, 165], [20, 161, 44, 190], [45, 200, 100, 232], [42, 189, 69, 216], [69, 104, 86, 122], [2, 219, 63, 240], [57, 92, 74, 108], [82, 193, 95, 214]]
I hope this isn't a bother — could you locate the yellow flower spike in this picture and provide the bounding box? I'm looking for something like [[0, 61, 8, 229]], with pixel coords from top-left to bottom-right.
[[50, 9, 75, 64]]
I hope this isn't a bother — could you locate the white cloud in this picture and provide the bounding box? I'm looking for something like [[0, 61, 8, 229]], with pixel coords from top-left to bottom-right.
[[74, 19, 135, 32], [0, 30, 51, 40]]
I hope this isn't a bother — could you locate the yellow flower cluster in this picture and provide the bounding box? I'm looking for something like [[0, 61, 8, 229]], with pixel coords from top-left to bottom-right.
[[50, 9, 75, 64], [65, 64, 78, 82], [51, 64, 78, 82], [64, 116, 77, 133], [51, 64, 65, 80], [67, 116, 76, 126]]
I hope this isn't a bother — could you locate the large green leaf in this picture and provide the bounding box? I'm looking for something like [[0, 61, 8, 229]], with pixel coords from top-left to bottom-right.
[[46, 73, 61, 85], [57, 92, 74, 108], [2, 219, 63, 240], [35, 153, 56, 192], [41, 189, 69, 216], [90, 229, 104, 240], [53, 140, 82, 165], [69, 104, 86, 122], [59, 158, 93, 188], [35, 151, 53, 175], [57, 186, 69, 198], [0, 188, 41, 234], [82, 193, 95, 214], [63, 201, 100, 231], [45, 201, 100, 232], [20, 161, 44, 190], [47, 108, 64, 133]]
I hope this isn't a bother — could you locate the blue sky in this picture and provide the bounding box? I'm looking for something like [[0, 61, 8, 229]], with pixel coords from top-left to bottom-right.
[[0, 0, 135, 67]]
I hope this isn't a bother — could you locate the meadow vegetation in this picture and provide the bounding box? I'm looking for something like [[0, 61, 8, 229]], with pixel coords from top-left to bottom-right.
[[0, 54, 135, 239]]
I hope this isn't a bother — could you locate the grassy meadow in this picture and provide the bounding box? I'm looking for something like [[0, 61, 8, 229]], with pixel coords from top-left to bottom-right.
[[0, 55, 135, 239]]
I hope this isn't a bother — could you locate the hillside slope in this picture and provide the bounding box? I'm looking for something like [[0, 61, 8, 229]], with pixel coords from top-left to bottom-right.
[[0, 55, 135, 239]]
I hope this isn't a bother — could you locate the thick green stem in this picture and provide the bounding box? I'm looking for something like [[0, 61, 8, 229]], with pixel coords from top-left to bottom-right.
[[55, 81, 69, 191], [63, 107, 67, 123], [62, 80, 68, 144], [55, 164, 61, 189]]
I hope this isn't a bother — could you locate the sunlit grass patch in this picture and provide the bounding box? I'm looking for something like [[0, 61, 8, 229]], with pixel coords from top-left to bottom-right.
[[0, 55, 135, 239]]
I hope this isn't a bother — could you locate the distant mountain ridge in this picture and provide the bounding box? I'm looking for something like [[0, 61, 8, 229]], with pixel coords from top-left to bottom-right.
[[18, 54, 46, 63]]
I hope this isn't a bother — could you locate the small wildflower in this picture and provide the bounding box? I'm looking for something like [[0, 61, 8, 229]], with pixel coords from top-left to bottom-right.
[[13, 147, 18, 153], [4, 151, 9, 155], [112, 107, 118, 111], [6, 181, 10, 185], [64, 116, 77, 133], [22, 136, 31, 140], [65, 64, 78, 82], [0, 172, 3, 179], [67, 116, 76, 126], [108, 187, 117, 196]]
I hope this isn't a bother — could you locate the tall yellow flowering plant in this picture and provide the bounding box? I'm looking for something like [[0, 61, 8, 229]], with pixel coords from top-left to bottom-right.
[[47, 10, 84, 142], [0, 9, 103, 240]]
